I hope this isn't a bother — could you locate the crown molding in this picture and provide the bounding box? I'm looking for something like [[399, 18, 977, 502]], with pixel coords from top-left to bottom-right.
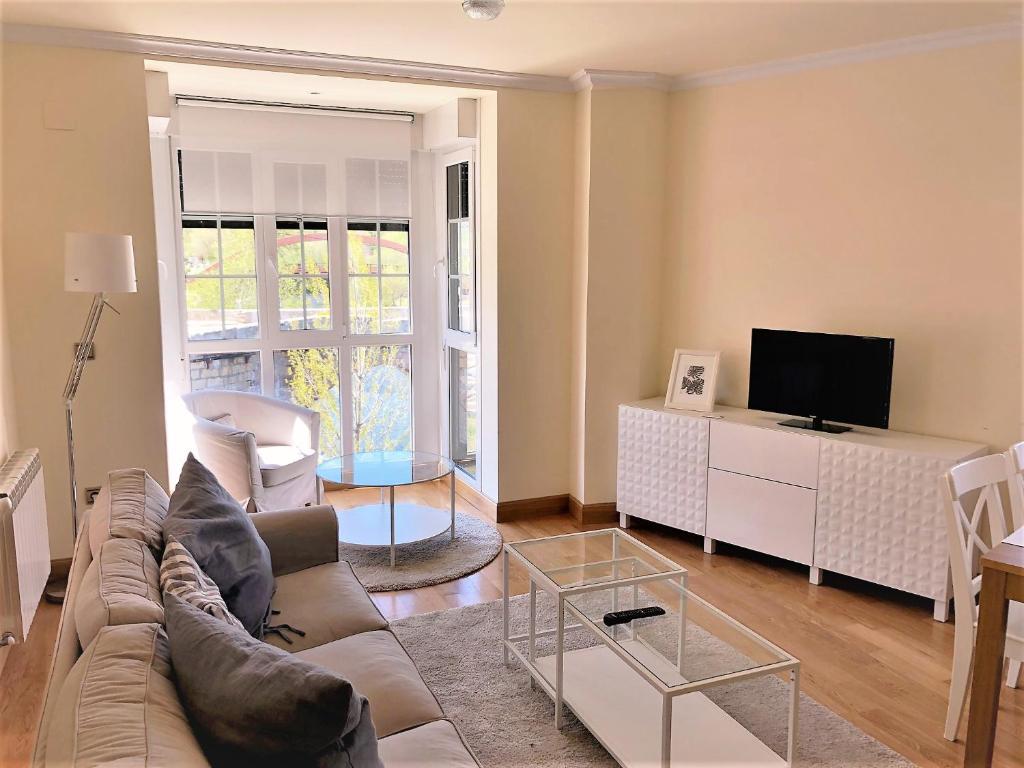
[[0, 23, 573, 93], [3, 20, 1019, 96], [674, 21, 1022, 91], [571, 69, 672, 92]]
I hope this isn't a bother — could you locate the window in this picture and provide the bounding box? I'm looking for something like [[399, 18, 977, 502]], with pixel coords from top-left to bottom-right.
[[440, 152, 480, 483], [347, 221, 411, 335], [445, 162, 474, 335], [449, 348, 478, 478], [173, 124, 427, 460], [351, 344, 411, 452], [182, 218, 258, 340], [188, 352, 261, 393], [275, 219, 331, 331], [273, 348, 342, 460]]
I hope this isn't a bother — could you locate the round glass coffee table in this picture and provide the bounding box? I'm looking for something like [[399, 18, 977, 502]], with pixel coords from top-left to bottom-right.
[[317, 450, 456, 567]]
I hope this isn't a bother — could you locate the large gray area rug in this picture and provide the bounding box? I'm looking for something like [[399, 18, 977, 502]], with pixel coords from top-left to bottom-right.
[[339, 511, 502, 592], [392, 594, 916, 767]]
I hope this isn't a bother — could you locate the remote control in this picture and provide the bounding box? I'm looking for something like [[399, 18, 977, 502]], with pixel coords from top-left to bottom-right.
[[602, 606, 666, 626]]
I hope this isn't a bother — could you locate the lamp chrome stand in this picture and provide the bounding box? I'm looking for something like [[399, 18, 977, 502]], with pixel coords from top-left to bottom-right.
[[45, 292, 118, 603]]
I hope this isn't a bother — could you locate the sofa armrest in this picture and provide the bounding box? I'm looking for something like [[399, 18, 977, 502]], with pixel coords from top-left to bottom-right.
[[250, 505, 339, 576]]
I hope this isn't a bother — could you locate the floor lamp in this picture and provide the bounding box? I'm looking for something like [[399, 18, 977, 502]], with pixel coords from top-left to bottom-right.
[[47, 233, 137, 603]]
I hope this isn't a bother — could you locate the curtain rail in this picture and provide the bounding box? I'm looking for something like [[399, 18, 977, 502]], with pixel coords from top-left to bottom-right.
[[176, 95, 415, 122]]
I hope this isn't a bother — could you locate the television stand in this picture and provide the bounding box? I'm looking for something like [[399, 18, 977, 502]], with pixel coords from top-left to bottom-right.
[[778, 416, 852, 434]]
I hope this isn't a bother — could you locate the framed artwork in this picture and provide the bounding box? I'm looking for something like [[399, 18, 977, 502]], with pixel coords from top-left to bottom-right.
[[665, 349, 720, 413]]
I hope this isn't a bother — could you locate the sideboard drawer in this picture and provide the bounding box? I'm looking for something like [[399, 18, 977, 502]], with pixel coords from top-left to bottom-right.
[[709, 420, 819, 489], [706, 469, 816, 565]]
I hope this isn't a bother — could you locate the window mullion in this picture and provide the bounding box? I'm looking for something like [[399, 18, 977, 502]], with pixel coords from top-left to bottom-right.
[[217, 220, 227, 335], [299, 219, 308, 331], [376, 225, 384, 335]]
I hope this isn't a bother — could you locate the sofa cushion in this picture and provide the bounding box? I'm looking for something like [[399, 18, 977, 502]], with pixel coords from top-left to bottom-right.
[[75, 537, 164, 649], [378, 720, 479, 768], [266, 560, 387, 651], [164, 454, 275, 637], [295, 629, 443, 738], [88, 468, 169, 558], [160, 538, 245, 630], [45, 622, 209, 767], [257, 443, 316, 486], [164, 594, 383, 768]]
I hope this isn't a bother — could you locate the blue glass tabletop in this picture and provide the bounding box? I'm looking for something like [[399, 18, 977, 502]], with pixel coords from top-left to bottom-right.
[[317, 450, 454, 487]]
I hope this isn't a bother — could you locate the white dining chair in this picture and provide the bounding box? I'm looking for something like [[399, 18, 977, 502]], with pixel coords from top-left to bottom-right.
[[941, 453, 1023, 741], [1005, 441, 1024, 532]]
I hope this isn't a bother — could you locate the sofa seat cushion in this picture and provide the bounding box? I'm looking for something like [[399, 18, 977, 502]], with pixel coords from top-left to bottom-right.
[[257, 444, 316, 487], [378, 720, 479, 767], [75, 538, 164, 649], [267, 560, 387, 651], [295, 629, 443, 738], [45, 622, 209, 767], [88, 468, 170, 558]]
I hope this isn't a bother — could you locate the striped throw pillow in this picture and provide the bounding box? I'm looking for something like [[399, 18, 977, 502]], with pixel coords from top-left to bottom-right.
[[160, 539, 245, 630]]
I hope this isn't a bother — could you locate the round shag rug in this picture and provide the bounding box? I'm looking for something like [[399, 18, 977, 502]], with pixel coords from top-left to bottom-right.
[[339, 511, 502, 592]]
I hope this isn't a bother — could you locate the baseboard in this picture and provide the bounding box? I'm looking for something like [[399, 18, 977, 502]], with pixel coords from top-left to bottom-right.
[[495, 494, 570, 523], [49, 557, 72, 583], [568, 496, 619, 526], [450, 475, 497, 518]]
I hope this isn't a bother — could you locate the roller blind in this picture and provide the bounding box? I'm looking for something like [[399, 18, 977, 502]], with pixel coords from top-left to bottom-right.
[[176, 105, 412, 218]]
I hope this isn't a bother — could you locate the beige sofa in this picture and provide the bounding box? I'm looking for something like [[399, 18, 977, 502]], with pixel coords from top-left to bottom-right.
[[32, 474, 479, 767]]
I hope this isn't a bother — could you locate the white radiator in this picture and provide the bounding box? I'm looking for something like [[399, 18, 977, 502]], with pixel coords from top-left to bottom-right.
[[0, 449, 50, 647]]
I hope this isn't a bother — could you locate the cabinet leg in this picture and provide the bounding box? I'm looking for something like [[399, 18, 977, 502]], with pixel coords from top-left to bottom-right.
[[703, 537, 716, 555], [933, 598, 950, 623], [809, 566, 823, 586], [619, 512, 632, 529]]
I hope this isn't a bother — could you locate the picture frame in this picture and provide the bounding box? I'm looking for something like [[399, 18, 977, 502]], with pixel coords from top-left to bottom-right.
[[664, 349, 720, 413]]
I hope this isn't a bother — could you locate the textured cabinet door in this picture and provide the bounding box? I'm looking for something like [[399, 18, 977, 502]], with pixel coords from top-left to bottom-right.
[[616, 405, 710, 535], [815, 440, 950, 600]]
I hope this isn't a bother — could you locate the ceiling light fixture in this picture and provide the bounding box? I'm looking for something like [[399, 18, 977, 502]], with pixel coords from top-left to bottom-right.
[[462, 0, 504, 21]]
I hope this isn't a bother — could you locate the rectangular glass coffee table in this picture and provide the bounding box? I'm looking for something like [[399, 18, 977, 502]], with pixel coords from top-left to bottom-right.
[[502, 529, 800, 767]]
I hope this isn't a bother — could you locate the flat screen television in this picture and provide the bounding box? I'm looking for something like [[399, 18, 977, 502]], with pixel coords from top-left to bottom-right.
[[748, 328, 895, 433]]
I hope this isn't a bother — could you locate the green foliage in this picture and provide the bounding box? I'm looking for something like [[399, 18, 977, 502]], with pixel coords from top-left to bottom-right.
[[280, 348, 342, 459]]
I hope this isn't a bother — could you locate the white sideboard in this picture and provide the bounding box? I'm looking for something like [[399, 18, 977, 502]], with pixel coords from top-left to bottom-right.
[[616, 399, 988, 621]]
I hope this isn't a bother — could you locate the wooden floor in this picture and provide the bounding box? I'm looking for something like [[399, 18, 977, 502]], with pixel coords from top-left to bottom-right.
[[1, 480, 1021, 768]]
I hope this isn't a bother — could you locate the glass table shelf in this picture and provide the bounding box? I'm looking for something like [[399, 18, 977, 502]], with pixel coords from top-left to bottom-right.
[[318, 450, 454, 487], [318, 450, 456, 567]]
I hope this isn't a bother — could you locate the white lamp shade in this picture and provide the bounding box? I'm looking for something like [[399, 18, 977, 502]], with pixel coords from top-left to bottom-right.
[[65, 233, 137, 293]]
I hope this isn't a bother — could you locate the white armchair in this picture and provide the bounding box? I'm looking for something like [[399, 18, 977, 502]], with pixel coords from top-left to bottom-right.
[[181, 390, 322, 512]]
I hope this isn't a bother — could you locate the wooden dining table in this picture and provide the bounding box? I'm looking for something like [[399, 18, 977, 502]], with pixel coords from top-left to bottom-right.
[[963, 531, 1024, 767]]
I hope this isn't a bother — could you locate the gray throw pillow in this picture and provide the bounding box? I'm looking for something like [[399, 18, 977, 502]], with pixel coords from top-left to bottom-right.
[[163, 454, 274, 637], [164, 594, 383, 768]]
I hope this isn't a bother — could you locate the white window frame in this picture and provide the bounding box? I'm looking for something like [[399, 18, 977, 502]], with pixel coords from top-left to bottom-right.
[[173, 148, 426, 459], [436, 147, 481, 486]]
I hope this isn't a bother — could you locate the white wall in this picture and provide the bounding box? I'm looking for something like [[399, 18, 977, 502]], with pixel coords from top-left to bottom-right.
[[660, 39, 1023, 450], [2, 44, 169, 560]]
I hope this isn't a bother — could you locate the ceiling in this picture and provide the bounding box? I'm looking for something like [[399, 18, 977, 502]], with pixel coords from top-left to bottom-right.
[[148, 61, 489, 112], [3, 1, 1020, 79]]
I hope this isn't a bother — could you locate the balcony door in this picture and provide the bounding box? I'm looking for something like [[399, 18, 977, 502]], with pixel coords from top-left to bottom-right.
[[437, 148, 480, 482]]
